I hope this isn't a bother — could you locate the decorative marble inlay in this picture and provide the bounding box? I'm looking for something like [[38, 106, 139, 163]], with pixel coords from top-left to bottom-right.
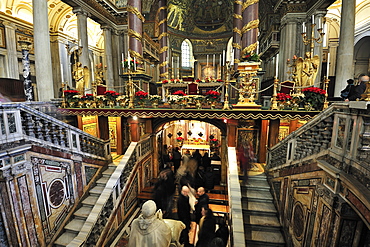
[[85, 166, 99, 184], [338, 219, 357, 246], [293, 202, 304, 239], [317, 205, 331, 246], [48, 179, 65, 208], [0, 115, 5, 135], [335, 117, 346, 149], [14, 154, 25, 163], [7, 113, 16, 133]]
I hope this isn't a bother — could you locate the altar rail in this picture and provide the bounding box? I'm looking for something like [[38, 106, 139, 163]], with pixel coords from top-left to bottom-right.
[[0, 102, 110, 161]]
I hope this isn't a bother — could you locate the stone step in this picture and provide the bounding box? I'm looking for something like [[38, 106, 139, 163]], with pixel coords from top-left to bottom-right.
[[53, 231, 78, 247], [242, 201, 277, 214], [241, 189, 273, 201], [102, 166, 116, 177], [64, 218, 85, 233], [82, 195, 99, 206], [96, 176, 109, 184], [244, 228, 285, 246], [243, 214, 281, 228], [74, 206, 93, 219], [89, 185, 105, 195], [247, 171, 267, 178], [241, 179, 270, 188], [240, 184, 270, 192]]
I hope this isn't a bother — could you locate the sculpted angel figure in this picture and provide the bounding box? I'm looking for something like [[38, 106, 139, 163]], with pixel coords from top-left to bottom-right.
[[295, 52, 320, 87]]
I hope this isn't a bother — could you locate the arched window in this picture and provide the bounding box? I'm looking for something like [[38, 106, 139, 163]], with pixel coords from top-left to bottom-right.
[[181, 40, 191, 67]]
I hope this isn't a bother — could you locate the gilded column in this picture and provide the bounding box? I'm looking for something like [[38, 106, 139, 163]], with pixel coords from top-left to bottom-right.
[[127, 0, 144, 69], [241, 0, 259, 58], [335, 0, 355, 97], [33, 0, 54, 100], [233, 0, 243, 70], [158, 0, 169, 80]]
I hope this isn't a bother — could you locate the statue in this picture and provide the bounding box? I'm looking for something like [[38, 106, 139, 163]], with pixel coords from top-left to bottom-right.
[[295, 52, 320, 87], [73, 62, 89, 94], [128, 200, 172, 247]]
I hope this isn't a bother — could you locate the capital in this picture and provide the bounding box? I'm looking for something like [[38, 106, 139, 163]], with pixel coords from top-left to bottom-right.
[[73, 7, 90, 17]]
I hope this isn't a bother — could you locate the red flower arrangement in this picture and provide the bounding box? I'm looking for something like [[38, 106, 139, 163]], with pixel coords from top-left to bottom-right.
[[173, 90, 187, 96], [216, 79, 224, 82], [176, 136, 184, 142], [205, 90, 221, 101], [210, 138, 219, 145], [104, 90, 120, 101], [135, 91, 149, 99], [195, 79, 202, 83], [64, 90, 80, 101], [82, 94, 94, 100], [302, 87, 326, 110], [276, 93, 292, 101], [162, 79, 168, 84]]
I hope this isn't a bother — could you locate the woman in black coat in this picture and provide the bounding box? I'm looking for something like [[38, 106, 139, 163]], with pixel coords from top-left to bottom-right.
[[196, 206, 216, 247]]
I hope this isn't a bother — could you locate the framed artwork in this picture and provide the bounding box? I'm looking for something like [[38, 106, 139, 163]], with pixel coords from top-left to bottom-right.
[[0, 27, 5, 48]]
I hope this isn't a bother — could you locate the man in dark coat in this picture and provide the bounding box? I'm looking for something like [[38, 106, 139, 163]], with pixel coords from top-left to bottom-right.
[[194, 187, 209, 224], [177, 186, 192, 247], [347, 75, 369, 101]]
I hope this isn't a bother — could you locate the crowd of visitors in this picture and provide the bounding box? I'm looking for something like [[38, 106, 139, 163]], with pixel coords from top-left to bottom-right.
[[145, 145, 229, 247]]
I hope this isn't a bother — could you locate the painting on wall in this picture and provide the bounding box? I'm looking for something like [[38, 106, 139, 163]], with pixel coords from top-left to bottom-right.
[[109, 117, 118, 149], [201, 64, 216, 79], [82, 116, 98, 137]]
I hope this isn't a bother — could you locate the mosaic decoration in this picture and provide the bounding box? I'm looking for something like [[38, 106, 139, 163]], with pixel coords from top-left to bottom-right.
[[124, 175, 138, 214], [317, 204, 331, 246], [293, 202, 305, 240], [85, 166, 99, 185], [31, 156, 74, 244], [338, 219, 357, 246]]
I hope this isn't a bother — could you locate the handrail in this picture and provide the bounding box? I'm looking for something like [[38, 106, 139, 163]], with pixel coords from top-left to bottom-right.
[[227, 147, 246, 247], [0, 102, 110, 160]]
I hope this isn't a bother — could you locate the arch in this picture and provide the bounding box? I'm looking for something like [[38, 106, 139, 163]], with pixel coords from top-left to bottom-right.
[[153, 118, 227, 137]]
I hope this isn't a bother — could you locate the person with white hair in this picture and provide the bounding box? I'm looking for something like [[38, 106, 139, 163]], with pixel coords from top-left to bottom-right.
[[128, 200, 172, 247]]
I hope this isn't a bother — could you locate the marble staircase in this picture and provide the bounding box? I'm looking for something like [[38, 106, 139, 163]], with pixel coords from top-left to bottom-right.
[[241, 171, 285, 247], [53, 165, 117, 247]]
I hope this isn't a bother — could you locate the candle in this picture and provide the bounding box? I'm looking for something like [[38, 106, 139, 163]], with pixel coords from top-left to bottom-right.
[[318, 17, 322, 29], [134, 57, 136, 71], [128, 51, 131, 69], [222, 50, 225, 66], [213, 54, 215, 68], [79, 39, 82, 47], [327, 53, 330, 76], [302, 22, 306, 33], [122, 53, 124, 62], [219, 54, 222, 68], [275, 54, 279, 78], [60, 64, 64, 82], [312, 15, 314, 24], [207, 55, 209, 67]]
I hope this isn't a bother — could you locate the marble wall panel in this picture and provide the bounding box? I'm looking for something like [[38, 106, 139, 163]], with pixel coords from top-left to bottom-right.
[[317, 204, 331, 246], [0, 182, 17, 246]]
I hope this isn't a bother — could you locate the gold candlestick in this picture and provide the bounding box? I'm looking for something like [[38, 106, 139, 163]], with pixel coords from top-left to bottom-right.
[[323, 76, 329, 109], [271, 77, 279, 110]]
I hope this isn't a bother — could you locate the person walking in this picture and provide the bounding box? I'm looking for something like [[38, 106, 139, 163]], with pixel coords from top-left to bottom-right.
[[177, 186, 192, 247], [194, 187, 209, 224], [196, 206, 216, 247]]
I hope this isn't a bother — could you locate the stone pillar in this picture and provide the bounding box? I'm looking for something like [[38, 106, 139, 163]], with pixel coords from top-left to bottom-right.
[[241, 0, 259, 57], [227, 119, 238, 147], [158, 0, 169, 80], [313, 10, 327, 86], [127, 0, 144, 69], [278, 13, 305, 81], [268, 119, 280, 148], [18, 40, 34, 101], [3, 21, 19, 79], [102, 26, 114, 90], [32, 0, 54, 100], [335, 0, 355, 97], [232, 0, 243, 70], [258, 120, 268, 163], [73, 8, 90, 69]]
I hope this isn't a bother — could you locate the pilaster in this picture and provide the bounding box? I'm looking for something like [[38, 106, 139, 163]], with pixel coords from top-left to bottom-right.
[[73, 8, 90, 69], [102, 26, 114, 90], [3, 21, 19, 79]]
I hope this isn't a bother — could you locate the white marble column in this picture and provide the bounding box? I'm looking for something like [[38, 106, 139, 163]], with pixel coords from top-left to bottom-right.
[[102, 26, 114, 90], [335, 0, 355, 96], [3, 21, 19, 79], [32, 0, 54, 101], [279, 13, 306, 81], [73, 7, 90, 68]]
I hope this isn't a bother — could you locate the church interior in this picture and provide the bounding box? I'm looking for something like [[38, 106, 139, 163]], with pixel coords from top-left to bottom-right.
[[0, 0, 370, 246]]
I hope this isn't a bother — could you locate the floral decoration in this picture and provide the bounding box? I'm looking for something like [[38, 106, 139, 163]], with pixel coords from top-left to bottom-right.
[[210, 138, 219, 145], [302, 87, 326, 110], [82, 94, 94, 101], [205, 90, 221, 102], [64, 90, 80, 101], [216, 79, 224, 83], [135, 91, 149, 104], [104, 90, 120, 101], [276, 93, 292, 101], [196, 79, 202, 83], [241, 52, 260, 62], [173, 90, 187, 96], [162, 79, 169, 84], [176, 136, 184, 142], [149, 95, 161, 102]]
